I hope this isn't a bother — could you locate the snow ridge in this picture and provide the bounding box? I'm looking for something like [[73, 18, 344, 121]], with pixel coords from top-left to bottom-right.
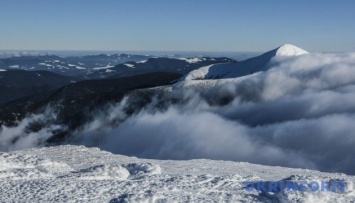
[[182, 44, 308, 81]]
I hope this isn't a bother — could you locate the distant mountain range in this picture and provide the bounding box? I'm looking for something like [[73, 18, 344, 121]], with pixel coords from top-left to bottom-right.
[[90, 57, 235, 79], [0, 53, 236, 130], [0, 45, 307, 144], [0, 54, 150, 78], [0, 54, 235, 79]]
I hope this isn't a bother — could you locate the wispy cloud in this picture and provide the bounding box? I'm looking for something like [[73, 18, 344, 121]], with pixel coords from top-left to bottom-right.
[[0, 51, 50, 58]]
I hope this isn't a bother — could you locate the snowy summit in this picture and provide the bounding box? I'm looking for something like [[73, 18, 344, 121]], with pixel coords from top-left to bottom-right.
[[183, 44, 309, 81], [274, 44, 309, 57]]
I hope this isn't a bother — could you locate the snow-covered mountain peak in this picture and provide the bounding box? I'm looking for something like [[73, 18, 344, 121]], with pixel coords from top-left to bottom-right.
[[181, 44, 310, 81], [275, 44, 309, 57]]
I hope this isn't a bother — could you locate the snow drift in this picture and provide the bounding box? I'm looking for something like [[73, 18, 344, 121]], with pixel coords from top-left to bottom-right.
[[1, 145, 354, 202]]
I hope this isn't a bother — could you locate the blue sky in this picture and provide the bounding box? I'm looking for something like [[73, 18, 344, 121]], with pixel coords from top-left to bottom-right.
[[0, 0, 354, 52]]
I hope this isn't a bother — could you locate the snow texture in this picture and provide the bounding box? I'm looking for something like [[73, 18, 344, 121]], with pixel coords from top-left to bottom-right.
[[0, 145, 354, 202]]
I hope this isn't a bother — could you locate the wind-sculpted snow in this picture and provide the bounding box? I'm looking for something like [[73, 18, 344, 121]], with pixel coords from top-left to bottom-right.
[[62, 163, 161, 180], [2, 50, 355, 175], [0, 145, 354, 202], [63, 164, 131, 180], [0, 151, 73, 179], [122, 162, 162, 178]]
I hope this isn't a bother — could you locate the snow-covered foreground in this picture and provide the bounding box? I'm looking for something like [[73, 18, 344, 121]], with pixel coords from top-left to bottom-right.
[[1, 145, 354, 202]]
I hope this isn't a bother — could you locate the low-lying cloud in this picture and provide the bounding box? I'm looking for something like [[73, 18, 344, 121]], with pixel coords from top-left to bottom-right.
[[0, 107, 65, 151], [2, 52, 355, 174], [0, 50, 50, 58]]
